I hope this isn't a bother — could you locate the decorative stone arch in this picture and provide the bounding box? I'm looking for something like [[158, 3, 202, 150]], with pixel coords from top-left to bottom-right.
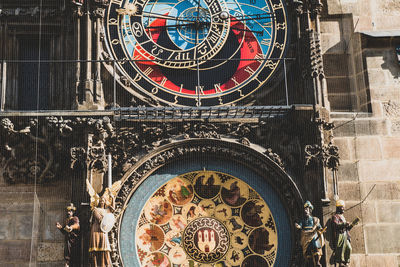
[[110, 138, 304, 266]]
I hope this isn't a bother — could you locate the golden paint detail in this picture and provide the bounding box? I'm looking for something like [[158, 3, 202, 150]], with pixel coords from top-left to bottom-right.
[[135, 171, 278, 266]]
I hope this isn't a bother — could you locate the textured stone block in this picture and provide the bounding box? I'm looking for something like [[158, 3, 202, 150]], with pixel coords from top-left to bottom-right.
[[338, 162, 359, 181], [382, 137, 400, 159], [376, 201, 400, 223], [370, 101, 383, 117], [349, 224, 365, 254], [360, 182, 400, 200], [391, 120, 400, 135], [365, 224, 400, 253], [327, 77, 351, 94], [0, 240, 31, 262], [320, 20, 341, 34], [354, 136, 382, 160], [361, 202, 377, 224], [338, 182, 361, 200], [370, 88, 400, 102], [332, 119, 389, 137], [357, 160, 400, 181], [37, 242, 64, 262], [37, 263, 66, 267], [42, 210, 64, 241], [365, 54, 386, 70], [321, 33, 346, 54], [348, 254, 366, 267], [0, 214, 14, 240], [365, 254, 398, 267], [326, 0, 342, 15], [366, 69, 390, 87], [14, 214, 33, 240], [323, 54, 349, 76], [329, 94, 354, 111], [334, 137, 354, 161]]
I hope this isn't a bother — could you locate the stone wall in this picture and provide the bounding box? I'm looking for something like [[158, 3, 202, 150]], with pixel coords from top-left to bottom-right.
[[0, 177, 71, 266], [326, 0, 400, 31], [322, 1, 400, 266], [323, 1, 400, 266], [331, 113, 400, 266]]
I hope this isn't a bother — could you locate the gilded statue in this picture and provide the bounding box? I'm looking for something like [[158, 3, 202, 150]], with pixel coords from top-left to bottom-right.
[[86, 179, 121, 267]]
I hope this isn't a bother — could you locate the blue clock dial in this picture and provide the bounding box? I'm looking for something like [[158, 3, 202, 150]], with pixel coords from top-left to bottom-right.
[[105, 0, 288, 106]]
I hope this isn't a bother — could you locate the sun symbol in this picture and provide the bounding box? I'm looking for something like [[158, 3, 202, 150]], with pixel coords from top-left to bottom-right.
[[116, 3, 138, 16]]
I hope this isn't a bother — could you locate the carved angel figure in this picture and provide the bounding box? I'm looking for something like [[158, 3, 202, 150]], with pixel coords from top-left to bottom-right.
[[87, 179, 121, 267]]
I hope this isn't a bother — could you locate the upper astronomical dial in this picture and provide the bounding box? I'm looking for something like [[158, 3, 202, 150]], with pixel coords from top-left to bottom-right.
[[105, 0, 288, 106]]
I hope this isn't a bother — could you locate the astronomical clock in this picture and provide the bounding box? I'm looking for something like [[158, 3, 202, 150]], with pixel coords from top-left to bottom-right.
[[103, 0, 288, 106], [101, 0, 297, 266]]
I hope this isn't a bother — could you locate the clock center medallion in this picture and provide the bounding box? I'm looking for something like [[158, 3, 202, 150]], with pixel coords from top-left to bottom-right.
[[182, 217, 230, 263], [175, 7, 211, 45]]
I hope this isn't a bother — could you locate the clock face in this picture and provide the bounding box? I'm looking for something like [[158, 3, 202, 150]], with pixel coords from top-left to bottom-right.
[[104, 0, 288, 106], [132, 171, 278, 266]]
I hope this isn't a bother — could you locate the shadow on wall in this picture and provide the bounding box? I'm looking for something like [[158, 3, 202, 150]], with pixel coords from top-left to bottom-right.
[[381, 44, 400, 80]]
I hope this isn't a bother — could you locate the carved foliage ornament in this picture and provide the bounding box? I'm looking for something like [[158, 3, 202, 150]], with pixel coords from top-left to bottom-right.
[[0, 116, 113, 184], [103, 121, 292, 183], [305, 142, 339, 170]]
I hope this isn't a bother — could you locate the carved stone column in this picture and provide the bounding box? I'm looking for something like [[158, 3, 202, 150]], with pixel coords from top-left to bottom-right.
[[71, 2, 83, 109], [92, 5, 106, 108], [310, 0, 330, 110]]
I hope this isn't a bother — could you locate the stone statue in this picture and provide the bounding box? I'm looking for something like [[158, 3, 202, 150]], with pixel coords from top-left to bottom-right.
[[87, 179, 122, 267], [56, 203, 80, 267], [295, 201, 324, 267], [331, 200, 359, 267]]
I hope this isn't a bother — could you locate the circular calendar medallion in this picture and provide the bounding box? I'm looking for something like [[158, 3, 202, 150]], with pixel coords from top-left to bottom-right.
[[182, 217, 230, 263], [133, 170, 278, 266]]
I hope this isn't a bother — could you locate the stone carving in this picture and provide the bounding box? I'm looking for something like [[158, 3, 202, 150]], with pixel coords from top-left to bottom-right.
[[71, 147, 86, 169], [291, 0, 304, 15], [305, 142, 340, 171], [264, 148, 284, 168], [0, 116, 114, 184], [0, 7, 60, 17], [0, 118, 61, 183], [310, 0, 323, 15]]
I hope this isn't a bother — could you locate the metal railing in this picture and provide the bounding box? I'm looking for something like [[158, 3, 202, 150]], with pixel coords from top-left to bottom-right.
[[115, 105, 293, 120]]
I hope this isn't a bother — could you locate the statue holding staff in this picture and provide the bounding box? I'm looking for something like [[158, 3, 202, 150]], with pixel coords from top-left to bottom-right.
[[295, 201, 325, 267], [331, 200, 359, 267]]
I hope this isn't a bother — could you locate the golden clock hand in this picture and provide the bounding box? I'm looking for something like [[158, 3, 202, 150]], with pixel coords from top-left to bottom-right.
[[146, 23, 196, 29], [230, 15, 275, 22], [230, 27, 263, 35], [140, 11, 196, 23]]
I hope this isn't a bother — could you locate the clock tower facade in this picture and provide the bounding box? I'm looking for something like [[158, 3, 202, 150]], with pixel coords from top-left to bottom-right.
[[1, 0, 378, 266]]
